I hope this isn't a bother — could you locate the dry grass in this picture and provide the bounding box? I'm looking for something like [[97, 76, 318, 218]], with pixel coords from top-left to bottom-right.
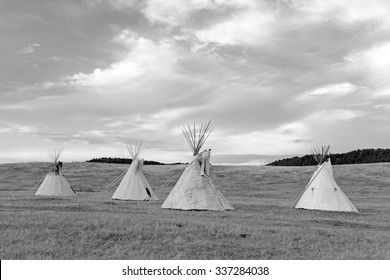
[[0, 162, 389, 259]]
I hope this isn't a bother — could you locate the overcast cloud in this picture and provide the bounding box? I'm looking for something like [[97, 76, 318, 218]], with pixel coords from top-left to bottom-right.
[[1, 0, 390, 164]]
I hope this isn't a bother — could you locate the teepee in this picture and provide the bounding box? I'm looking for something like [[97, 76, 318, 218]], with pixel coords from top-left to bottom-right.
[[161, 121, 233, 211], [112, 142, 158, 201], [292, 145, 358, 212], [35, 148, 76, 197]]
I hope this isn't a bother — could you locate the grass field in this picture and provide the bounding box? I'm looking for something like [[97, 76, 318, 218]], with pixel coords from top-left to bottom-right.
[[0, 162, 389, 259]]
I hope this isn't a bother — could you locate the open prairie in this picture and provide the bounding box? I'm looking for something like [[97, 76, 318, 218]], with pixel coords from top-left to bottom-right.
[[0, 162, 389, 259]]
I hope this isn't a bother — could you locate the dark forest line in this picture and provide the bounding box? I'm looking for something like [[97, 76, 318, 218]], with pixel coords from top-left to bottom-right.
[[267, 148, 390, 166], [86, 157, 183, 165]]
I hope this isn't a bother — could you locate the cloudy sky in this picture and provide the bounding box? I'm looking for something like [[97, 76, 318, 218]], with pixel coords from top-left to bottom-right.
[[1, 0, 390, 164]]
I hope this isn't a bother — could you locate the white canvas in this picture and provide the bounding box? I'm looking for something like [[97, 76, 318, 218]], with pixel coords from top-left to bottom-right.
[[292, 159, 358, 212], [112, 158, 158, 201], [162, 150, 233, 211], [35, 174, 76, 197]]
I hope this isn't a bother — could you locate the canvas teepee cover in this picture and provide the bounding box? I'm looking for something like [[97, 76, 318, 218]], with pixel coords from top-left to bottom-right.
[[292, 146, 358, 212], [161, 122, 233, 211], [35, 148, 76, 197], [112, 142, 158, 201]]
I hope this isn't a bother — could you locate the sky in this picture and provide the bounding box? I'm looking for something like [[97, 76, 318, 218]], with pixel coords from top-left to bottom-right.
[[1, 0, 390, 165]]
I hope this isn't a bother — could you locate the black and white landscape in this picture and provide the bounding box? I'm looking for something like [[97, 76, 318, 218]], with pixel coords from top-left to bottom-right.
[[1, 0, 390, 261]]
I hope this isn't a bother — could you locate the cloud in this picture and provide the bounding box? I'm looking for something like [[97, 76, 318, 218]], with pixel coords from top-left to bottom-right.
[[42, 130, 121, 145], [306, 109, 365, 122], [17, 43, 40, 54], [299, 82, 357, 98], [65, 37, 177, 87], [2, 0, 390, 164], [374, 86, 390, 97], [344, 41, 390, 87], [143, 0, 213, 26], [50, 56, 61, 61], [195, 9, 275, 46], [293, 139, 312, 144], [142, 0, 275, 47], [209, 121, 309, 155], [298, 108, 381, 152], [0, 121, 37, 134], [291, 0, 390, 27], [373, 103, 390, 111], [142, 0, 254, 25]]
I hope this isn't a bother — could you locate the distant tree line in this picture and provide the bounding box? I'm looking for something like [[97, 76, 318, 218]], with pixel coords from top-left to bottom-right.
[[86, 157, 183, 165], [86, 157, 162, 165], [267, 148, 390, 166]]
